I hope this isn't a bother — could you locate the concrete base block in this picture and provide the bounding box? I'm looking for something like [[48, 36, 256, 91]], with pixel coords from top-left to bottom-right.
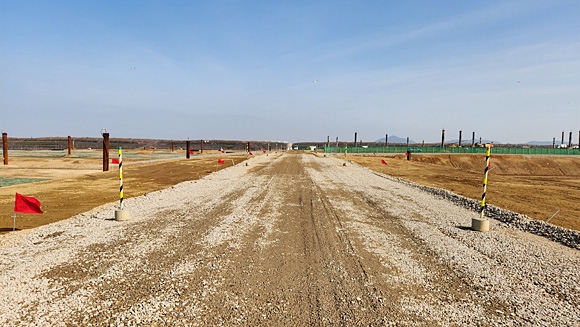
[[343, 162, 347, 166], [115, 209, 131, 221], [245, 162, 250, 166], [471, 218, 490, 232]]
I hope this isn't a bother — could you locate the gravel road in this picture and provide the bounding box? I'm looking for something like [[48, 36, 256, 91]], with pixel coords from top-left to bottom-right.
[[1, 153, 578, 326]]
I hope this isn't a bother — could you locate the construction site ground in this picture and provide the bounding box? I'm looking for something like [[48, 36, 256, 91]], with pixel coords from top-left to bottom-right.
[[1, 150, 578, 233]]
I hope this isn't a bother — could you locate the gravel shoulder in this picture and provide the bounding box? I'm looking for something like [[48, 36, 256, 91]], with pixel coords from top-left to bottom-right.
[[1, 153, 578, 326]]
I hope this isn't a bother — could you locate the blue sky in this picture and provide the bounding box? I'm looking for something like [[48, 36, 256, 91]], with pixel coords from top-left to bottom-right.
[[1, 0, 579, 144]]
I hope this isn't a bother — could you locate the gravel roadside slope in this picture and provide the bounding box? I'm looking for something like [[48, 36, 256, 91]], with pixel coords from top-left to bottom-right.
[[0, 153, 578, 326]]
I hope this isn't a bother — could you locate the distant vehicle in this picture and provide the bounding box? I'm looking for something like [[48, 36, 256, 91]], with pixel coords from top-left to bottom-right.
[[558, 144, 568, 149]]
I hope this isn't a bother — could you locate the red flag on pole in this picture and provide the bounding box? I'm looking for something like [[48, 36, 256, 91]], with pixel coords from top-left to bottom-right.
[[381, 159, 388, 165], [217, 159, 225, 164], [14, 193, 43, 214], [249, 151, 253, 155], [112, 158, 120, 164]]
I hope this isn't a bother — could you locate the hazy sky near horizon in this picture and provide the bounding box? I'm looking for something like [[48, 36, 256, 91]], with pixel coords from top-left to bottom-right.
[[1, 1, 579, 143]]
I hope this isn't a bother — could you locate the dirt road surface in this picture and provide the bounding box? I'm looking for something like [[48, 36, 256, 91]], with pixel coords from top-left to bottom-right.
[[1, 153, 578, 326]]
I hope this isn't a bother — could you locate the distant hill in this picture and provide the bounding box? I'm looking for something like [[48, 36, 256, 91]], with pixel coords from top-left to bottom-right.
[[526, 140, 554, 146], [375, 136, 417, 144]]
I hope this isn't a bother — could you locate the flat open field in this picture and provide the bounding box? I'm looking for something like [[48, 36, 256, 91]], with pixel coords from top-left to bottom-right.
[[1, 153, 578, 326], [0, 150, 247, 233], [1, 151, 579, 233], [347, 153, 580, 231]]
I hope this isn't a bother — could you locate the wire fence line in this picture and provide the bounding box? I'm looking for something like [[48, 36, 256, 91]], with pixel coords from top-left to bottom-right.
[[324, 146, 580, 155]]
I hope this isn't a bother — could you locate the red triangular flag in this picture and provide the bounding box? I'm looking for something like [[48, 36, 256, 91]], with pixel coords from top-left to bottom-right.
[[218, 159, 225, 164], [381, 159, 388, 165], [249, 151, 253, 155], [112, 158, 120, 164], [221, 150, 225, 153], [263, 150, 266, 154], [14, 193, 43, 214]]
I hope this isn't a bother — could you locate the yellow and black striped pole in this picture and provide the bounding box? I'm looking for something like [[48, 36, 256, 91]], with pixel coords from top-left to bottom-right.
[[118, 147, 124, 210], [480, 144, 491, 218]]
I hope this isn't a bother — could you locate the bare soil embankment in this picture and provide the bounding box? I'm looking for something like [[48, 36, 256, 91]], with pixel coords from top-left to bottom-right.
[[0, 152, 247, 233], [347, 153, 580, 231]]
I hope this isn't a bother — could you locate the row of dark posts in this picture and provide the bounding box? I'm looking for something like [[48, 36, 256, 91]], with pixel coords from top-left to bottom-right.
[[325, 129, 580, 149]]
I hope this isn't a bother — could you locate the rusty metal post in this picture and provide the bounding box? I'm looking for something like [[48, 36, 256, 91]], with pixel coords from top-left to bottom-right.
[[553, 137, 556, 148], [102, 133, 109, 171], [385, 134, 388, 147], [458, 130, 462, 147], [569, 131, 572, 148], [186, 140, 191, 159], [561, 131, 565, 146], [406, 137, 409, 148], [354, 132, 357, 147], [472, 131, 475, 147], [441, 129, 445, 148], [67, 136, 72, 155], [2, 132, 8, 165], [200, 140, 204, 154], [170, 141, 174, 152]]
